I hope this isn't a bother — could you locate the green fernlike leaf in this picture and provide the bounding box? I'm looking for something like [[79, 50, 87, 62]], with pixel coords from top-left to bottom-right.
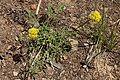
[[47, 4, 56, 18], [56, 3, 64, 13]]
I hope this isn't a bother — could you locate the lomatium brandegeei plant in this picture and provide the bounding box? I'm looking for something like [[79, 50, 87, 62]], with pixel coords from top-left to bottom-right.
[[89, 10, 102, 23], [28, 27, 39, 38]]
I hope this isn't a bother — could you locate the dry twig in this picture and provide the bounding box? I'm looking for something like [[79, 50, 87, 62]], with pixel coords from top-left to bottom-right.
[[36, 0, 42, 15]]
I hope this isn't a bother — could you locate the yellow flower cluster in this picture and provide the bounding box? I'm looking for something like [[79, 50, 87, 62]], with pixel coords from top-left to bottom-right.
[[28, 27, 39, 38], [89, 10, 101, 23]]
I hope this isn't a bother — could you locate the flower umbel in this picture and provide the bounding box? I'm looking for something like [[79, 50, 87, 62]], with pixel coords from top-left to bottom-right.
[[28, 27, 39, 38], [89, 10, 101, 23]]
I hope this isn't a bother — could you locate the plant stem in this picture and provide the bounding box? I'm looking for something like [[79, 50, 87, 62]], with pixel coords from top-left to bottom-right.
[[79, 19, 90, 27], [31, 46, 43, 65], [36, 0, 42, 15]]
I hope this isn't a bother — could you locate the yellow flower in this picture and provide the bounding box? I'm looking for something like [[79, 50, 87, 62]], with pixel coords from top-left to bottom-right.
[[28, 27, 39, 38], [89, 10, 101, 23]]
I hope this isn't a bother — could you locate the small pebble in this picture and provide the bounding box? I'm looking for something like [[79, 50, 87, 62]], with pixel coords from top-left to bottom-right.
[[42, 78, 47, 80], [71, 17, 77, 22], [7, 45, 12, 50], [22, 62, 26, 66], [114, 65, 117, 69], [84, 43, 89, 46], [13, 71, 18, 76], [83, 65, 87, 68], [15, 79, 21, 80], [62, 55, 68, 60], [30, 4, 37, 10]]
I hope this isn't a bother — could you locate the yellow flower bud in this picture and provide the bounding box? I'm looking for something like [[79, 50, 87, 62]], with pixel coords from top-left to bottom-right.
[[89, 10, 101, 23], [28, 27, 39, 38]]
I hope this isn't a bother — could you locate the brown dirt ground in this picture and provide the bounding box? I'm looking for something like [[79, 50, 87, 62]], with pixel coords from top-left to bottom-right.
[[0, 0, 120, 80]]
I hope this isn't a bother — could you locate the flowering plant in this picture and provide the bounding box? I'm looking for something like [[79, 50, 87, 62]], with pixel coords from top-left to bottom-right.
[[89, 10, 101, 23], [28, 27, 39, 38]]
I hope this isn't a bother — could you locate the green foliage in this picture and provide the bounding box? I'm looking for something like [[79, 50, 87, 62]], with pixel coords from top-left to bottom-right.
[[47, 4, 56, 18], [26, 9, 39, 27], [27, 23, 71, 74], [55, 3, 64, 14], [107, 27, 117, 51], [88, 13, 117, 52], [47, 3, 64, 19], [28, 55, 42, 74], [24, 3, 70, 74], [83, 9, 118, 64]]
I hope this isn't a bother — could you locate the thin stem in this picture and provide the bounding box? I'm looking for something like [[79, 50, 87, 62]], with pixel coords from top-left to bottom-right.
[[36, 0, 42, 15], [31, 46, 43, 65], [79, 19, 90, 27]]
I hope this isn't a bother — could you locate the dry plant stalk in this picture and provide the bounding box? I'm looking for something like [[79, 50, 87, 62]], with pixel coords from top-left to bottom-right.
[[36, 0, 42, 15]]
